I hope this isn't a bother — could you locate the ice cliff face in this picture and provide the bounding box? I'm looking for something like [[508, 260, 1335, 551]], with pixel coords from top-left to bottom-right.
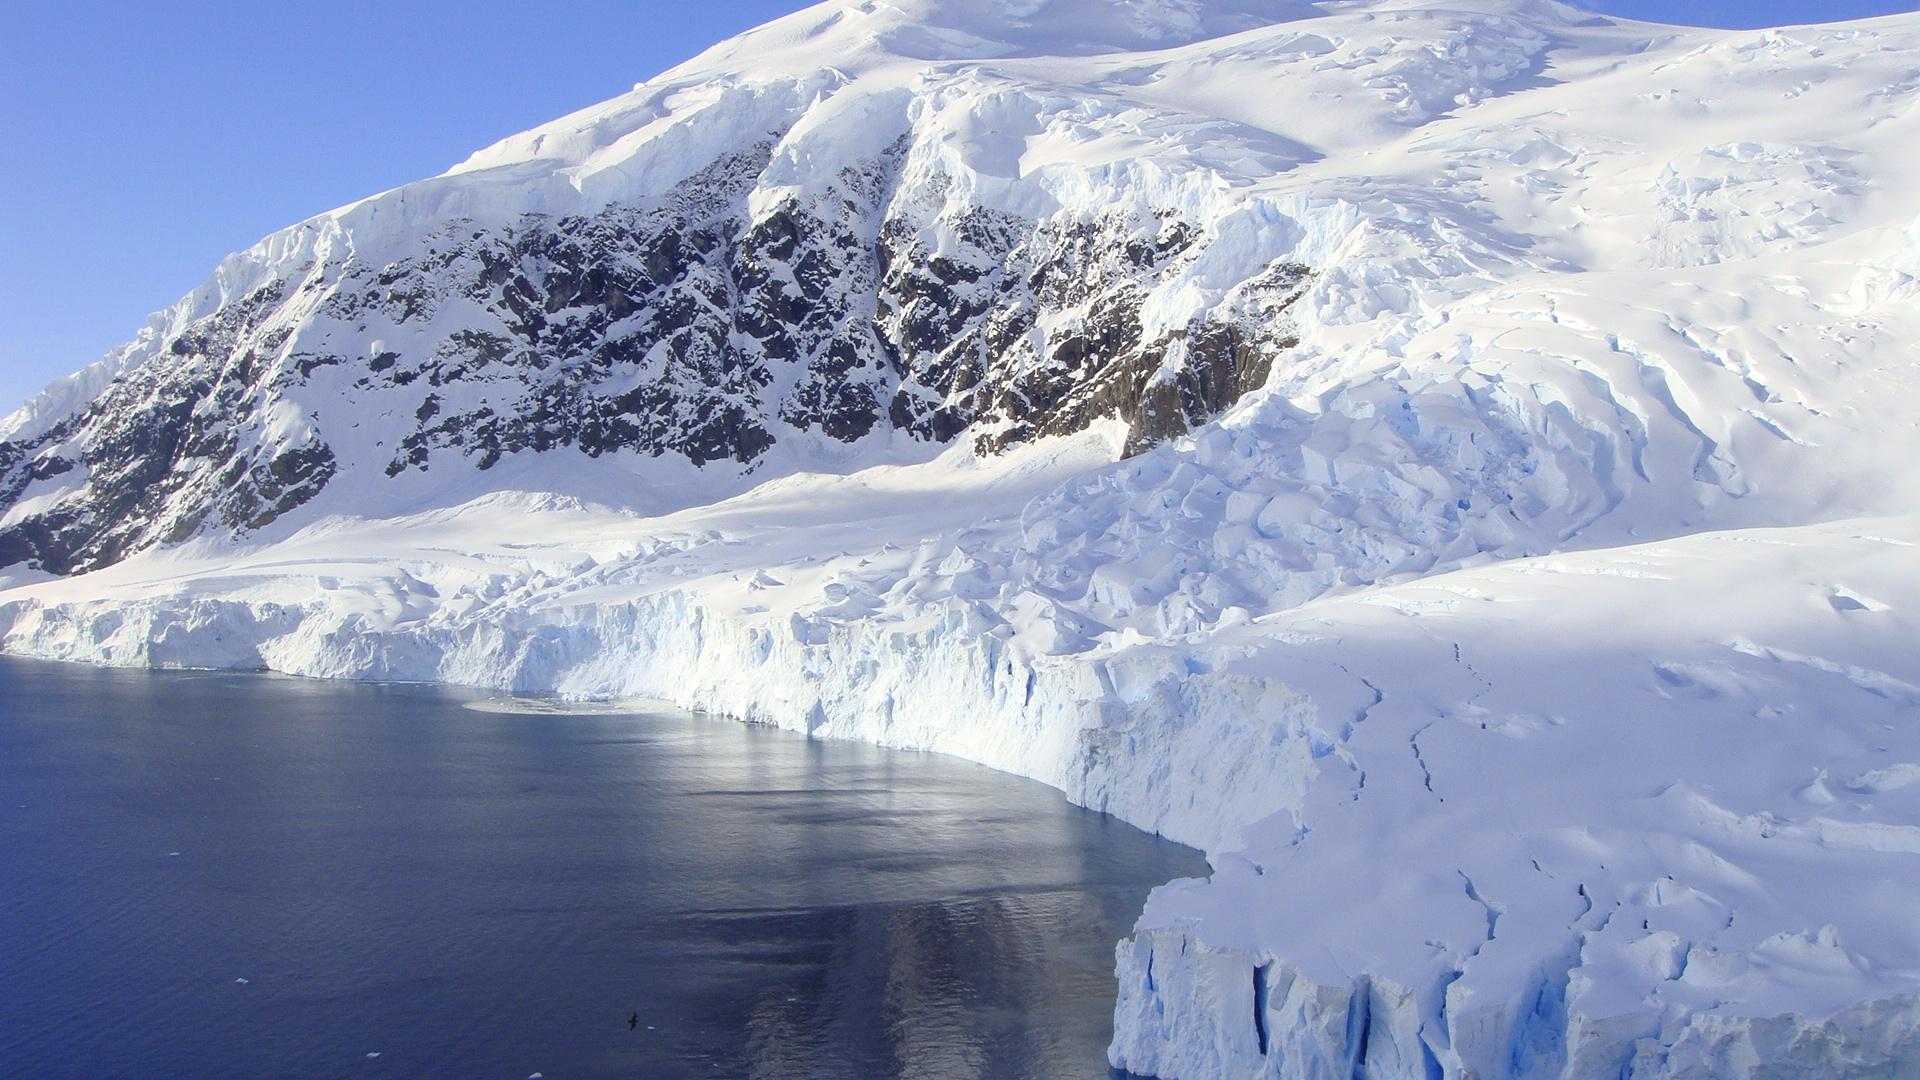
[[7, 1, 1920, 1077]]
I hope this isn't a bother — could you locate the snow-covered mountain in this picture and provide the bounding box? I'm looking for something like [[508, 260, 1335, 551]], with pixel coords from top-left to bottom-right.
[[6, 0, 1920, 1075]]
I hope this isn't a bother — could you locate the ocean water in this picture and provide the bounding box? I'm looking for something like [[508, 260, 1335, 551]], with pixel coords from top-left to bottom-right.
[[0, 658, 1205, 1079]]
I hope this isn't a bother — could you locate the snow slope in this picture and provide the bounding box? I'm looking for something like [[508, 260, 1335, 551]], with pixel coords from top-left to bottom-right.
[[6, 1, 1920, 1076]]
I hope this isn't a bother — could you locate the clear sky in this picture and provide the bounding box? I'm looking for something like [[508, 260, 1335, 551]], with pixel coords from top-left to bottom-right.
[[3, 0, 1914, 411]]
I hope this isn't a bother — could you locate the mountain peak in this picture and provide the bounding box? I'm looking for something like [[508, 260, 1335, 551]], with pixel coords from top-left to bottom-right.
[[670, 0, 1318, 71]]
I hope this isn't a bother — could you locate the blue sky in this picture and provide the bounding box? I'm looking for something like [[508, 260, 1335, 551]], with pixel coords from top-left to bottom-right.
[[3, 0, 1914, 410]]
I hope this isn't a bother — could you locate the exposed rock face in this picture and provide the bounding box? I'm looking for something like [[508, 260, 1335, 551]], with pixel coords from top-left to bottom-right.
[[0, 132, 1307, 575], [0, 281, 337, 575]]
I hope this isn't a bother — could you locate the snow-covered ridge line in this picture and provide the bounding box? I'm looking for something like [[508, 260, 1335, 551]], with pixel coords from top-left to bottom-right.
[[0, 82, 1331, 574], [0, 0, 1600, 577]]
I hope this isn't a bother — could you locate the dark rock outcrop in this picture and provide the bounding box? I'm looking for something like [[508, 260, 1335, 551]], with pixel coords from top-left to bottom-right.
[[0, 135, 1310, 575]]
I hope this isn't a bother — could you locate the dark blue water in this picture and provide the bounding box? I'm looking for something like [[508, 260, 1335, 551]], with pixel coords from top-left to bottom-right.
[[0, 658, 1203, 1079]]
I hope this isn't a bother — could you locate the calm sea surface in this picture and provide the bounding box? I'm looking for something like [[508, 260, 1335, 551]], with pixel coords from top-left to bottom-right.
[[0, 657, 1203, 1079]]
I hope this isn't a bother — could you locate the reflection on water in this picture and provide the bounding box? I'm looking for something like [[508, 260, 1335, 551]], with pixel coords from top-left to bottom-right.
[[0, 659, 1204, 1078]]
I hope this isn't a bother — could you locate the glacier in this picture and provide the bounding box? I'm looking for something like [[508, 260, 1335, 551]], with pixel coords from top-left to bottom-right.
[[5, 1, 1920, 1076]]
